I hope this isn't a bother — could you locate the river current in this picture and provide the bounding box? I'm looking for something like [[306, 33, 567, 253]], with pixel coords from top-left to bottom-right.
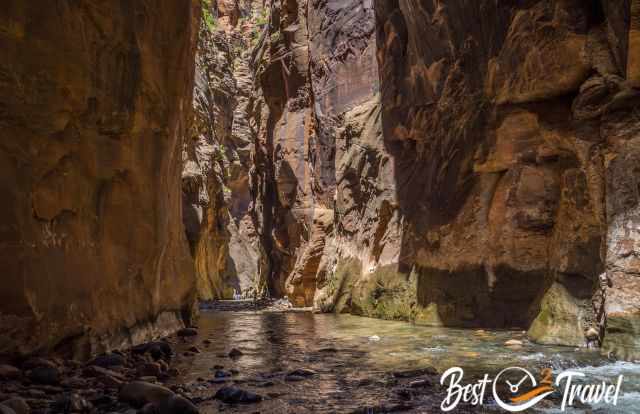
[[172, 311, 640, 413]]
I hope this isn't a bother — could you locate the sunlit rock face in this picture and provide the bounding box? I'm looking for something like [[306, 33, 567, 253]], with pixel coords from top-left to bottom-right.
[[183, 0, 265, 300], [0, 0, 200, 357]]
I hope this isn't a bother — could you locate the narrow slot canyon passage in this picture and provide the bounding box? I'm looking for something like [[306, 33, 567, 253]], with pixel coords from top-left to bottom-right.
[[1, 0, 640, 413]]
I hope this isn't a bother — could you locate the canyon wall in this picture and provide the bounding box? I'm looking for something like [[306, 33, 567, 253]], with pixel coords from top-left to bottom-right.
[[369, 0, 640, 359], [0, 0, 200, 357], [249, 0, 640, 359], [183, 0, 265, 300]]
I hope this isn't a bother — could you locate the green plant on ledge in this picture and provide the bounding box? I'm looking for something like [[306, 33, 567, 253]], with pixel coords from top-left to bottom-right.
[[202, 0, 217, 31]]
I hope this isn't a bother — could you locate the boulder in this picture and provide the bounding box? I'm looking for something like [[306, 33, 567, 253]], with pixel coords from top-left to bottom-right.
[[119, 381, 174, 408]]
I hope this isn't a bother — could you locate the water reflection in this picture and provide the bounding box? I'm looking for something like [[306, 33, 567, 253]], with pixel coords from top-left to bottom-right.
[[172, 312, 640, 413]]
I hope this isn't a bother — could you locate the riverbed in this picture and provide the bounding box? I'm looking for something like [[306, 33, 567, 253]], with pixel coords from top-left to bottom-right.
[[172, 311, 640, 413]]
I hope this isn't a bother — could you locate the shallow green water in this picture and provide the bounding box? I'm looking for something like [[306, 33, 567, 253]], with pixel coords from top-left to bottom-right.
[[173, 311, 640, 413]]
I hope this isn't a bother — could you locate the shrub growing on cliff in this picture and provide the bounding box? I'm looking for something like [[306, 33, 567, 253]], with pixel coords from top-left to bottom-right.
[[202, 0, 217, 31]]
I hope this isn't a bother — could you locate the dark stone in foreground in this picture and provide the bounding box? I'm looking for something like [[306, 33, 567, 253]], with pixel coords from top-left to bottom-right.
[[0, 366, 20, 380], [228, 348, 243, 359], [119, 381, 174, 408], [89, 353, 126, 368], [29, 366, 60, 385], [214, 386, 262, 404], [177, 328, 199, 337]]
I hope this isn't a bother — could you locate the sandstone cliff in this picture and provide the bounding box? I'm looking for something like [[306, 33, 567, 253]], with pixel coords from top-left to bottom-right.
[[0, 1, 200, 357], [183, 0, 265, 300], [2, 0, 640, 363], [249, 0, 640, 360]]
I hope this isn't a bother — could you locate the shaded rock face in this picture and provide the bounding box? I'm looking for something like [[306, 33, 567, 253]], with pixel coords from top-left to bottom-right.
[[249, 0, 640, 358], [0, 1, 200, 356], [369, 0, 640, 355], [251, 0, 315, 303], [183, 0, 264, 300]]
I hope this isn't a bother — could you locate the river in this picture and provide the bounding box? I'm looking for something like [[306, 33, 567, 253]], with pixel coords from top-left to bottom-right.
[[172, 311, 640, 413]]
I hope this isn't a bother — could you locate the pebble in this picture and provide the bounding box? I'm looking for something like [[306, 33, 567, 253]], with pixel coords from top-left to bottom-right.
[[214, 370, 231, 378], [504, 339, 524, 347], [409, 379, 433, 388], [24, 389, 46, 399], [187, 346, 201, 354], [213, 386, 262, 404], [119, 381, 174, 408], [138, 376, 158, 383], [288, 368, 316, 377], [0, 366, 20, 380], [228, 348, 243, 359], [29, 366, 60, 385], [97, 374, 124, 389], [132, 342, 173, 360], [22, 358, 56, 370], [137, 362, 162, 378], [88, 353, 126, 368], [54, 393, 93, 413], [177, 328, 198, 338], [155, 394, 199, 414]]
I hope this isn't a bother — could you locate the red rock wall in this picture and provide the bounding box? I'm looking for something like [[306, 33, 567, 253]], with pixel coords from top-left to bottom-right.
[[0, 0, 200, 357], [252, 0, 640, 359]]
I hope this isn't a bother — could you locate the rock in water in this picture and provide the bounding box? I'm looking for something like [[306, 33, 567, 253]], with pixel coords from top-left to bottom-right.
[[228, 348, 243, 359], [177, 328, 199, 337], [504, 339, 524, 347], [214, 386, 262, 404], [119, 381, 174, 408]]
